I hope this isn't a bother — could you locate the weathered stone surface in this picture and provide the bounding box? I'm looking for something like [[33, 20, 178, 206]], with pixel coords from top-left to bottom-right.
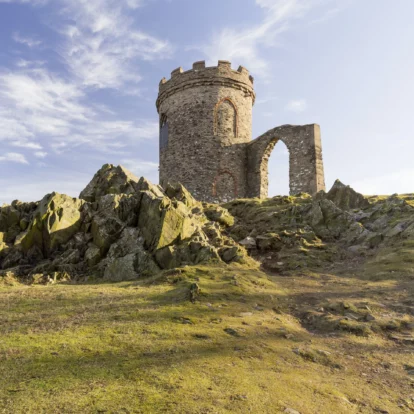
[[204, 204, 234, 227], [102, 228, 159, 281], [256, 233, 283, 252], [239, 236, 256, 249], [21, 193, 83, 255], [84, 244, 102, 267], [325, 179, 370, 210], [164, 182, 198, 208], [157, 61, 325, 202], [138, 191, 199, 252], [79, 164, 140, 202], [0, 166, 250, 282]]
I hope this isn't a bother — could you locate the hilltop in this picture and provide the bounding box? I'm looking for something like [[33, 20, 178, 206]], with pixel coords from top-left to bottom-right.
[[0, 165, 413, 413]]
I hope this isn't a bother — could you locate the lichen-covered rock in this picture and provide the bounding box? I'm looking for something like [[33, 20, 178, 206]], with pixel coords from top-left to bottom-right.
[[239, 236, 256, 249], [137, 177, 165, 198], [256, 233, 283, 251], [102, 228, 159, 281], [85, 244, 102, 267], [325, 180, 370, 210], [0, 164, 251, 282], [164, 182, 198, 208], [21, 193, 83, 255], [138, 191, 199, 252], [79, 164, 141, 202], [203, 204, 234, 227]]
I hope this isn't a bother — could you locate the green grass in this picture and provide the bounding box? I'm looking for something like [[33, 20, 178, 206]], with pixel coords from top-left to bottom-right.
[[1, 264, 413, 413]]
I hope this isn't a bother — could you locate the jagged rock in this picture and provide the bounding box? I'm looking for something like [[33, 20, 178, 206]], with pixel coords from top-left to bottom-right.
[[20, 192, 83, 255], [0, 205, 21, 231], [155, 232, 218, 270], [0, 164, 250, 282], [385, 221, 412, 238], [326, 179, 370, 210], [102, 227, 159, 280], [256, 233, 283, 251], [138, 191, 199, 252], [310, 199, 354, 239], [239, 236, 256, 249], [84, 244, 102, 267], [96, 194, 141, 226], [203, 204, 234, 227], [219, 246, 241, 263], [79, 164, 141, 202], [91, 213, 124, 253], [164, 181, 198, 208]]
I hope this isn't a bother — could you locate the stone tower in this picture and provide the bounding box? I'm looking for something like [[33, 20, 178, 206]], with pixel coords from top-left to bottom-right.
[[156, 61, 325, 203]]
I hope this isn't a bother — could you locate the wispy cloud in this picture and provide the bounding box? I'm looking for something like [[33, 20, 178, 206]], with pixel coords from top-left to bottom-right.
[[0, 68, 158, 154], [12, 32, 42, 48], [0, 152, 29, 164], [58, 0, 171, 89], [0, 0, 168, 160], [34, 151, 48, 158], [199, 0, 340, 77], [286, 98, 307, 112]]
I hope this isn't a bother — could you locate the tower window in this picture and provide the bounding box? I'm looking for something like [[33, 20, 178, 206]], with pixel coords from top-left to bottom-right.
[[160, 114, 168, 149], [214, 98, 238, 137]]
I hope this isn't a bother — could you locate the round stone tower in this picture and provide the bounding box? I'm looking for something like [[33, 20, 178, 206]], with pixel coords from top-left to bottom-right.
[[156, 60, 255, 203]]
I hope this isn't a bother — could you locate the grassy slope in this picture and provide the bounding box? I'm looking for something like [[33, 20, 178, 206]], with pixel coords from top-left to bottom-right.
[[1, 263, 413, 414]]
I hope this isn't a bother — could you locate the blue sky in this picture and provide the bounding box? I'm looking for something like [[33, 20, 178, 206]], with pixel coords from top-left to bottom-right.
[[0, 0, 413, 204]]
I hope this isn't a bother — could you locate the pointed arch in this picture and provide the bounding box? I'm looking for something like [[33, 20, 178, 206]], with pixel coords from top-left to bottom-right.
[[213, 97, 238, 137]]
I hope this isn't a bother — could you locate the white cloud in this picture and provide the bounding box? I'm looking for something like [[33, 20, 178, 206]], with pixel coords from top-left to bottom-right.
[[286, 98, 307, 112], [16, 59, 45, 68], [0, 152, 28, 164], [11, 140, 43, 150], [199, 0, 340, 77], [0, 0, 167, 158], [12, 32, 42, 48], [58, 0, 171, 89], [34, 151, 48, 158], [0, 68, 158, 154]]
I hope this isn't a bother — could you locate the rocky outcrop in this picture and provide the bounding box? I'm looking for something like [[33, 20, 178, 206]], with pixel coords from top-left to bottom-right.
[[324, 179, 370, 210], [79, 164, 162, 202], [224, 183, 414, 273], [0, 165, 249, 283]]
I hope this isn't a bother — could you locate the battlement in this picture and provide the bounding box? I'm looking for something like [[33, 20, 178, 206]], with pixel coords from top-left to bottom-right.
[[157, 60, 255, 110]]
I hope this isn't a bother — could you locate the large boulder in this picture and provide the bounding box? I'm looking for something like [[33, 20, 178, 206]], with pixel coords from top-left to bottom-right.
[[80, 164, 141, 202], [325, 180, 370, 210], [20, 193, 83, 255], [101, 227, 160, 281], [138, 191, 199, 252]]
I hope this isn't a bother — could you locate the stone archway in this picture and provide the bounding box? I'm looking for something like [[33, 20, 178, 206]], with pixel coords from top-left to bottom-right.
[[247, 124, 325, 198]]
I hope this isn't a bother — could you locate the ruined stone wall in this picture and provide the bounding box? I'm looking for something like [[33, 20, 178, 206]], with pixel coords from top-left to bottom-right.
[[157, 61, 255, 203], [247, 124, 326, 197]]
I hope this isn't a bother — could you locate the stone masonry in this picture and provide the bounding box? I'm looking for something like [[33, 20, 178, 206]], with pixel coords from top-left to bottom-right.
[[156, 60, 325, 203]]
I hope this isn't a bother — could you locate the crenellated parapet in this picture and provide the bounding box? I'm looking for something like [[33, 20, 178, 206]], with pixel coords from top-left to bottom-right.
[[156, 60, 256, 111]]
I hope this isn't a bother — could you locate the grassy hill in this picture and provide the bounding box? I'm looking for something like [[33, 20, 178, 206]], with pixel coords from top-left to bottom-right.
[[1, 262, 413, 413], [1, 168, 413, 413]]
